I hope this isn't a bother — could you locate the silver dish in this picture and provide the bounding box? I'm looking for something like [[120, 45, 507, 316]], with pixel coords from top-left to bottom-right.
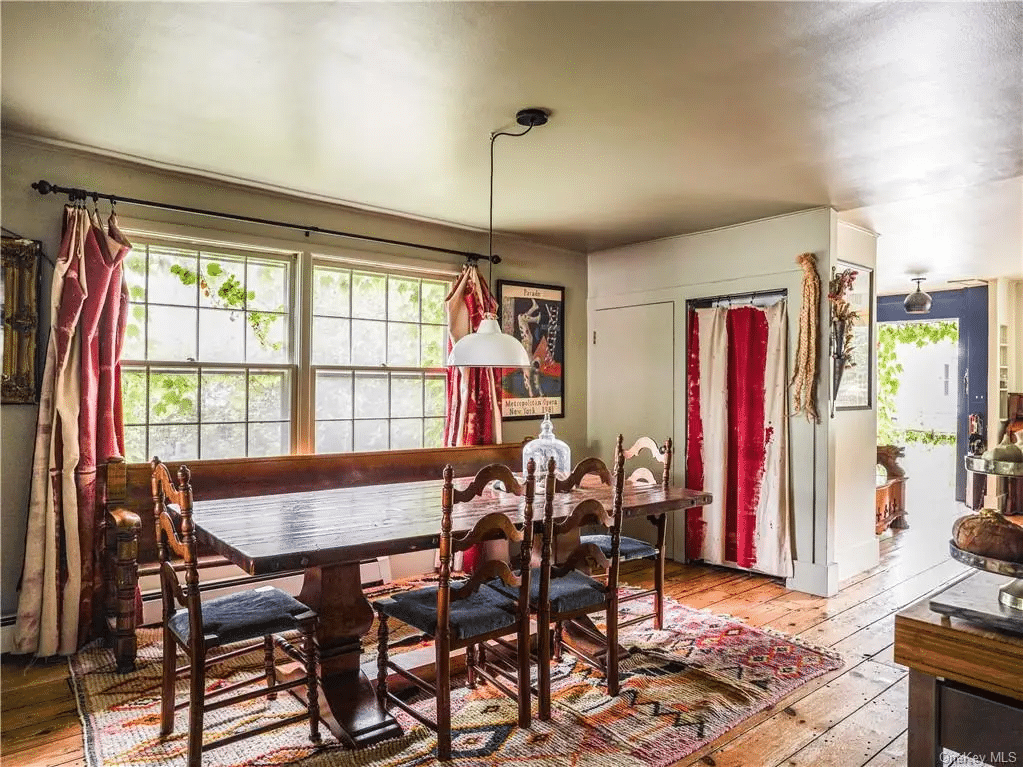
[[949, 541, 1023, 610]]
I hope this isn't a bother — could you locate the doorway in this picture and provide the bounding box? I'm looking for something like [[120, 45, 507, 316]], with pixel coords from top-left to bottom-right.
[[877, 319, 959, 510], [876, 285, 988, 502]]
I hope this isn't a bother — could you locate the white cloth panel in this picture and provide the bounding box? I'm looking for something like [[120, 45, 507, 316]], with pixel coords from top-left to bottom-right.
[[752, 302, 793, 578]]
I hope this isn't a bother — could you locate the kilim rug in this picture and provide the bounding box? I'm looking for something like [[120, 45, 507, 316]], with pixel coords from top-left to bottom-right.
[[71, 589, 843, 767]]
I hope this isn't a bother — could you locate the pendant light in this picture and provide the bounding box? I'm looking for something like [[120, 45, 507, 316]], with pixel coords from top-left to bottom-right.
[[904, 277, 932, 314], [446, 108, 549, 368]]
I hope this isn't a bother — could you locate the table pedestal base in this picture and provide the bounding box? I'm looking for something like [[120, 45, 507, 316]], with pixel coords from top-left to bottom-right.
[[297, 561, 402, 747]]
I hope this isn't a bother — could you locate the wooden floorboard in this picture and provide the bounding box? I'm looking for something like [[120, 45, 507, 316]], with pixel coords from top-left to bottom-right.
[[2, 515, 965, 767]]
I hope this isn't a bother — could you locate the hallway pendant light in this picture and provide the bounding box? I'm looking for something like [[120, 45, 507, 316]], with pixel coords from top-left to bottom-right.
[[446, 108, 549, 368], [904, 277, 932, 314]]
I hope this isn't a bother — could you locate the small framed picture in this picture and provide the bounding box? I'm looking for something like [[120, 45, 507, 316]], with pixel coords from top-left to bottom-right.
[[834, 261, 873, 411], [496, 280, 565, 420]]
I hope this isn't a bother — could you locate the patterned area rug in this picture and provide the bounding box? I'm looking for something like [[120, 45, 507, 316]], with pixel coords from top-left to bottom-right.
[[71, 589, 843, 767]]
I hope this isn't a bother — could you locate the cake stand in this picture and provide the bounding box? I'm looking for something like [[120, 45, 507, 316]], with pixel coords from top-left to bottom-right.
[[929, 542, 1023, 634]]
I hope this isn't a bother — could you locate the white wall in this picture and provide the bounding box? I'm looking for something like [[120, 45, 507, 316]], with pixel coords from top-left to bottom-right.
[[830, 222, 879, 580], [0, 136, 588, 617], [588, 207, 842, 595]]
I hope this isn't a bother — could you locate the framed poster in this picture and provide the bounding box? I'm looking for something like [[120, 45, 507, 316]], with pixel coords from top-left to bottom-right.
[[496, 279, 565, 420], [834, 260, 873, 410]]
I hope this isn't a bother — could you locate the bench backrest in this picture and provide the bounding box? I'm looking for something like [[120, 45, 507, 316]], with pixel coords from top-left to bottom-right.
[[101, 442, 529, 564]]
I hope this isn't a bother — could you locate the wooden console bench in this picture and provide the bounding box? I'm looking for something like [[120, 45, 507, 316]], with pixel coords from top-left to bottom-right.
[[876, 445, 909, 534], [98, 441, 528, 672]]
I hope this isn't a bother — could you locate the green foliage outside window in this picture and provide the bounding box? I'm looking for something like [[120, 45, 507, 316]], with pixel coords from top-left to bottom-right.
[[170, 261, 282, 350], [121, 248, 449, 462], [877, 320, 959, 446], [121, 248, 290, 462]]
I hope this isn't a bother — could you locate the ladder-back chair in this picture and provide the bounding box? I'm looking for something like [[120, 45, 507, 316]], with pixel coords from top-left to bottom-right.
[[373, 461, 537, 761], [543, 451, 626, 716], [153, 458, 320, 767], [579, 435, 673, 629], [492, 452, 624, 720]]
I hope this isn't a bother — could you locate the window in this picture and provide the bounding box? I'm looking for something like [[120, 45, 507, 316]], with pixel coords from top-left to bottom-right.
[[120, 235, 450, 463], [311, 263, 448, 453]]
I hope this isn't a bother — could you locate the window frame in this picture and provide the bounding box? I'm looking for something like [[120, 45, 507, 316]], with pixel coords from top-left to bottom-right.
[[119, 218, 457, 462], [304, 255, 453, 455], [121, 233, 300, 459]]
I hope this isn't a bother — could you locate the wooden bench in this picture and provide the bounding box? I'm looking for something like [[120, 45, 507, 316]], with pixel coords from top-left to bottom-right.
[[99, 442, 529, 672]]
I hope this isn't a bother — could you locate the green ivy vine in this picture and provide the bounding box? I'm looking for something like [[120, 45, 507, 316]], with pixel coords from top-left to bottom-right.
[[170, 262, 281, 350], [877, 320, 959, 446]]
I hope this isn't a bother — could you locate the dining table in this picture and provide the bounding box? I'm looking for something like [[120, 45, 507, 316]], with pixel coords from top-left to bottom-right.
[[192, 474, 712, 748]]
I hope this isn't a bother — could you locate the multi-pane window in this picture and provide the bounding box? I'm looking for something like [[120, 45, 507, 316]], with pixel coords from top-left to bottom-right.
[[119, 236, 450, 463], [311, 264, 448, 452], [121, 242, 294, 462]]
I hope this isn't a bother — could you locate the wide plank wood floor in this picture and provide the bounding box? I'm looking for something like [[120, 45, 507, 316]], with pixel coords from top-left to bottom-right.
[[1, 505, 968, 767]]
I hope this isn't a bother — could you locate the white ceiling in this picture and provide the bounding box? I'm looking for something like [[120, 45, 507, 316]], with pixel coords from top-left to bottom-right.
[[2, 2, 1021, 291]]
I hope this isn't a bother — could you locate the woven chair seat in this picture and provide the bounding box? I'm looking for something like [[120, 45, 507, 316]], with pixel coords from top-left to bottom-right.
[[492, 568, 605, 614], [375, 583, 518, 640], [167, 585, 312, 647], [580, 533, 657, 562]]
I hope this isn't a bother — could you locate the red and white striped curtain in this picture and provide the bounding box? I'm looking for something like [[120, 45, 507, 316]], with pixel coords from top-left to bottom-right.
[[685, 303, 792, 578], [14, 206, 130, 656], [444, 264, 502, 448]]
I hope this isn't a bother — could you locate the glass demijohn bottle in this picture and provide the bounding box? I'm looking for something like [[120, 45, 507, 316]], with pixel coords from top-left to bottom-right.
[[523, 414, 572, 477]]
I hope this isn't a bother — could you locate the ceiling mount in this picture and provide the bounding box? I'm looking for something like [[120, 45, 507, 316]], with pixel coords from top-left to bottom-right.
[[516, 108, 549, 127]]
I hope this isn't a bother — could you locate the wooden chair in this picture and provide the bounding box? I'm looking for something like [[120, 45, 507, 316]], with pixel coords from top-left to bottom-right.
[[153, 459, 320, 767], [545, 451, 627, 716], [579, 435, 672, 629], [491, 452, 625, 720], [374, 461, 537, 761]]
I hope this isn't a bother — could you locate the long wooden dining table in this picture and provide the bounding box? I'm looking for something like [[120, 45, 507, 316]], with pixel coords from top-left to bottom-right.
[[192, 475, 712, 748]]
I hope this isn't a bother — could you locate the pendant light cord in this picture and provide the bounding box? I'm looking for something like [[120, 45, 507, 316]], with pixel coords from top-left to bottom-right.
[[488, 124, 535, 287]]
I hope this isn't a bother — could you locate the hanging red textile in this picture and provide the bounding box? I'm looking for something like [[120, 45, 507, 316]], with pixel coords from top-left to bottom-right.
[[725, 307, 769, 568], [684, 309, 706, 559], [13, 206, 130, 656], [444, 264, 502, 449], [443, 264, 503, 572]]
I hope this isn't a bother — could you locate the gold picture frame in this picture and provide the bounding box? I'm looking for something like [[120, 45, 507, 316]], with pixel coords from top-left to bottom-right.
[[2, 238, 41, 404]]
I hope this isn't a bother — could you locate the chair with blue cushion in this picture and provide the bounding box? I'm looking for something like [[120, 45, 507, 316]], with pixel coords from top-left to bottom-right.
[[579, 435, 673, 630], [492, 451, 625, 720], [545, 449, 627, 714], [374, 460, 537, 762], [153, 459, 320, 767]]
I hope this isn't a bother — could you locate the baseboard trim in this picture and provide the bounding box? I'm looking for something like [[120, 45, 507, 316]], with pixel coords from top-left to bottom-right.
[[836, 538, 881, 582], [786, 560, 840, 597], [1, 614, 16, 654]]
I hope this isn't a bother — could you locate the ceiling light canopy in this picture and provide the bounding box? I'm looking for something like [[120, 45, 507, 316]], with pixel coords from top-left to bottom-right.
[[904, 277, 932, 314], [447, 108, 549, 369]]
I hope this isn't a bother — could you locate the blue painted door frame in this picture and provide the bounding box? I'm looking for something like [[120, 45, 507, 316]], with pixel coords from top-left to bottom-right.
[[877, 286, 988, 502]]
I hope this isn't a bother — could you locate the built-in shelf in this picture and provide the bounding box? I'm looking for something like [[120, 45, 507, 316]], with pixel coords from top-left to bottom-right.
[[998, 323, 1009, 419]]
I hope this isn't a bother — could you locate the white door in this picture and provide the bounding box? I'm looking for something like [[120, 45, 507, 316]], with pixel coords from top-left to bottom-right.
[[589, 302, 677, 555]]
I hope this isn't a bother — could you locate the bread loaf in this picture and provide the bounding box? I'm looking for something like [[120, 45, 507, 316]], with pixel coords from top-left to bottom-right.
[[953, 510, 1023, 563]]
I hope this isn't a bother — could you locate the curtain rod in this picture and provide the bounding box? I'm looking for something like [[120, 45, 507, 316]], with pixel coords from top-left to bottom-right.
[[687, 288, 787, 307], [30, 179, 500, 265]]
